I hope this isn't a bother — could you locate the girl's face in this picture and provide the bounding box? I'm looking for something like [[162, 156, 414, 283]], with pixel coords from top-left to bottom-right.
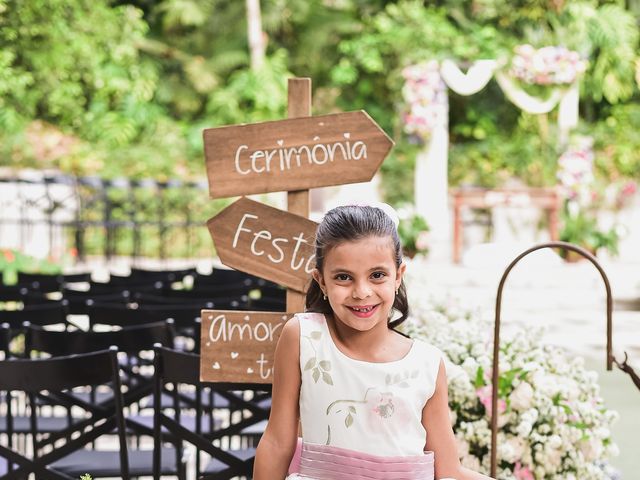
[[313, 235, 405, 334]]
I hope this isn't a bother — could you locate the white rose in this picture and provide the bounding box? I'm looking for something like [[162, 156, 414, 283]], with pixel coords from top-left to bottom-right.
[[579, 437, 603, 462], [508, 436, 527, 460], [510, 381, 534, 411], [516, 420, 533, 437]]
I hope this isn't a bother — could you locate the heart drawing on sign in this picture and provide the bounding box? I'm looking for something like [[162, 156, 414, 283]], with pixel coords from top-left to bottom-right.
[[231, 352, 239, 359], [212, 362, 221, 370], [246, 367, 254, 374]]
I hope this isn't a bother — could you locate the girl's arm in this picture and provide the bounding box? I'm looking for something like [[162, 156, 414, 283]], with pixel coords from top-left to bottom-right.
[[423, 360, 494, 480], [253, 316, 301, 480]]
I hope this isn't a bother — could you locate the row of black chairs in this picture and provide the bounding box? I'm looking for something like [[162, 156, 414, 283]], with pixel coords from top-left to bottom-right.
[[0, 266, 281, 479], [0, 320, 269, 479]]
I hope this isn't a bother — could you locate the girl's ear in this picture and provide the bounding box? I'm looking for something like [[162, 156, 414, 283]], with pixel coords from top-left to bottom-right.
[[395, 262, 406, 290], [312, 268, 325, 290]]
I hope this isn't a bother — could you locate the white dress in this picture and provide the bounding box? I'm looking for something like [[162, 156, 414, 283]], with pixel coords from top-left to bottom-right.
[[287, 312, 444, 480]]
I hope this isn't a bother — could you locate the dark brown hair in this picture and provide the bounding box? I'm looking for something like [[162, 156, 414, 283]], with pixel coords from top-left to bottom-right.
[[305, 205, 409, 330]]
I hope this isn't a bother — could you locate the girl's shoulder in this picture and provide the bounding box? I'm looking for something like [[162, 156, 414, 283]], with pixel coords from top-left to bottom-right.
[[410, 337, 444, 360], [409, 337, 446, 385], [293, 312, 327, 333]]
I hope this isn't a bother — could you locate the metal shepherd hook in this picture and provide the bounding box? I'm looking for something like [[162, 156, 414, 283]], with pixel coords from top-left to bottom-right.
[[489, 241, 639, 477]]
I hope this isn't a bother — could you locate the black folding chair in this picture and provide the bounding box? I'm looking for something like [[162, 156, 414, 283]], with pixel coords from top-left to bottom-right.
[[0, 347, 130, 479], [193, 269, 260, 288], [16, 271, 91, 292], [23, 320, 183, 477], [62, 287, 130, 315], [0, 323, 9, 358], [129, 266, 197, 284], [153, 345, 266, 480]]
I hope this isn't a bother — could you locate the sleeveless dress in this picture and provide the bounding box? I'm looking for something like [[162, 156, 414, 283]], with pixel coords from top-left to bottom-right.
[[286, 312, 444, 480]]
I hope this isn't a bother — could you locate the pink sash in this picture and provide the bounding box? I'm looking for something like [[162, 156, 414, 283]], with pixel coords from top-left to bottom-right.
[[288, 439, 434, 480]]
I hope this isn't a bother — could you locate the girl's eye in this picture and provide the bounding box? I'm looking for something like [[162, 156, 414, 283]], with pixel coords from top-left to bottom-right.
[[371, 271, 387, 280], [334, 273, 351, 281]]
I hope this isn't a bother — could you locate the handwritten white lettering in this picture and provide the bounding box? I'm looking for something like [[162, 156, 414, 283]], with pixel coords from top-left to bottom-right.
[[208, 314, 284, 343], [232, 214, 315, 272], [233, 134, 368, 175], [256, 353, 272, 379]]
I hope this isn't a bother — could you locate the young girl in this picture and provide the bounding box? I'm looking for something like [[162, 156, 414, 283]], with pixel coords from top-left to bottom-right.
[[254, 205, 493, 480]]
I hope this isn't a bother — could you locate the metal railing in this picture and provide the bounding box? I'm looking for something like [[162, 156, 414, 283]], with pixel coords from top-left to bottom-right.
[[0, 173, 223, 261]]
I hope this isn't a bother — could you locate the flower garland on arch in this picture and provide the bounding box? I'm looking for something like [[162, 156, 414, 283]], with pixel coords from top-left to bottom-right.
[[401, 61, 448, 142], [401, 45, 587, 142]]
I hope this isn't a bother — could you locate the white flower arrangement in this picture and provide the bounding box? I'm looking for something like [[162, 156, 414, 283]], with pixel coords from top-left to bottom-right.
[[510, 45, 587, 86], [403, 300, 620, 480]]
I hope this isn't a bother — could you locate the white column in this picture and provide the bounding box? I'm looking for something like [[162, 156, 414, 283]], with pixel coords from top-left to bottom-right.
[[415, 124, 450, 262]]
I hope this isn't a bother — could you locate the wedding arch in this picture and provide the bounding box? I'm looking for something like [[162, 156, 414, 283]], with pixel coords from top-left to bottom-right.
[[402, 47, 585, 259]]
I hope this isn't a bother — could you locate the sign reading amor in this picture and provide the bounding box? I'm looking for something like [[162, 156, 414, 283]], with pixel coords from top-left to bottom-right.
[[200, 310, 291, 383], [207, 197, 317, 292], [203, 111, 394, 198]]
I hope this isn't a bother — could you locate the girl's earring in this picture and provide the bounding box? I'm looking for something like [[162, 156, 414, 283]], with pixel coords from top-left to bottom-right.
[[323, 292, 327, 300], [396, 288, 399, 296]]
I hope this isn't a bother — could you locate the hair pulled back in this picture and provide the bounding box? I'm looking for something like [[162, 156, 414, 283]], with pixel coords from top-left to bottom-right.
[[305, 205, 409, 330]]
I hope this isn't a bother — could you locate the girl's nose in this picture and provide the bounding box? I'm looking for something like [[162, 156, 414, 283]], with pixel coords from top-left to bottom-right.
[[352, 281, 372, 299]]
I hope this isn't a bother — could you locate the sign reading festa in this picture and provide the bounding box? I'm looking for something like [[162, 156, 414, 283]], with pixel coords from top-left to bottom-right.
[[200, 310, 292, 384], [203, 111, 393, 198], [207, 197, 317, 293]]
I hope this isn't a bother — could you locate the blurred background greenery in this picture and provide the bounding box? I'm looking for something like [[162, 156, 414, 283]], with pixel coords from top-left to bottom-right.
[[1, 0, 638, 203]]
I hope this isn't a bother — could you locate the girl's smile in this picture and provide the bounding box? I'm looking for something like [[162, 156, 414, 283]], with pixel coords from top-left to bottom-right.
[[346, 304, 379, 318]]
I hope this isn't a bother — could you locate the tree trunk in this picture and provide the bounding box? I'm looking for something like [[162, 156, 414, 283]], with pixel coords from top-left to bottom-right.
[[246, 0, 265, 70]]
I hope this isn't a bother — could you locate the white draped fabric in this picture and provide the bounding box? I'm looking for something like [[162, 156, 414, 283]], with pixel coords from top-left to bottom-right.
[[440, 59, 498, 95], [494, 71, 563, 114], [414, 60, 580, 260]]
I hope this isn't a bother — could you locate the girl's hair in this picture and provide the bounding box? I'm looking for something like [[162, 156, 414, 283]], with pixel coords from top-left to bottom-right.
[[305, 205, 409, 330]]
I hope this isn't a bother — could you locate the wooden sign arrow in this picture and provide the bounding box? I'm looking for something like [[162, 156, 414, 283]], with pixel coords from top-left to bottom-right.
[[203, 110, 394, 198], [200, 310, 292, 383], [207, 197, 317, 292]]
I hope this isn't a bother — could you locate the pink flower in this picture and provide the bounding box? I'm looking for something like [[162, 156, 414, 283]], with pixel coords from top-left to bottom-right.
[[476, 386, 506, 417], [3, 250, 15, 262], [514, 462, 534, 480], [621, 181, 637, 197]]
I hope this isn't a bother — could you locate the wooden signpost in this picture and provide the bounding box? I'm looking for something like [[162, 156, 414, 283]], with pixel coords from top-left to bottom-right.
[[207, 197, 317, 292], [200, 78, 393, 384]]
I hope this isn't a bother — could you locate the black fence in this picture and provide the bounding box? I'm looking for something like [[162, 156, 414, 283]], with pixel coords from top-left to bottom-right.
[[0, 173, 225, 261]]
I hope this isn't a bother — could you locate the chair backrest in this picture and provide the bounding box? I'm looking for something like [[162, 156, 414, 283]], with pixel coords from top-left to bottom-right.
[[15, 272, 91, 292], [0, 323, 10, 358], [0, 347, 130, 479], [153, 345, 267, 480], [0, 300, 69, 330], [194, 268, 259, 287], [87, 302, 209, 332], [25, 320, 175, 356], [129, 267, 197, 283]]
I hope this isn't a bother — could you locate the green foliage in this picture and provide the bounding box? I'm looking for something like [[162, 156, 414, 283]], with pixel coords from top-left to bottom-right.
[[0, 249, 62, 285], [206, 49, 291, 126], [1, 0, 639, 215], [592, 103, 640, 180], [0, 0, 155, 134], [561, 3, 639, 104], [397, 211, 430, 257], [559, 210, 619, 256]]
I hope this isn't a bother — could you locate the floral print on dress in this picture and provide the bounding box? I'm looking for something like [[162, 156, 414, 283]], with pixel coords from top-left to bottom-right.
[[302, 330, 334, 386]]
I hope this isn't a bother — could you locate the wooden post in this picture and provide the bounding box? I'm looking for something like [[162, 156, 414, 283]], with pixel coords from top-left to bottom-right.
[[286, 78, 311, 312]]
